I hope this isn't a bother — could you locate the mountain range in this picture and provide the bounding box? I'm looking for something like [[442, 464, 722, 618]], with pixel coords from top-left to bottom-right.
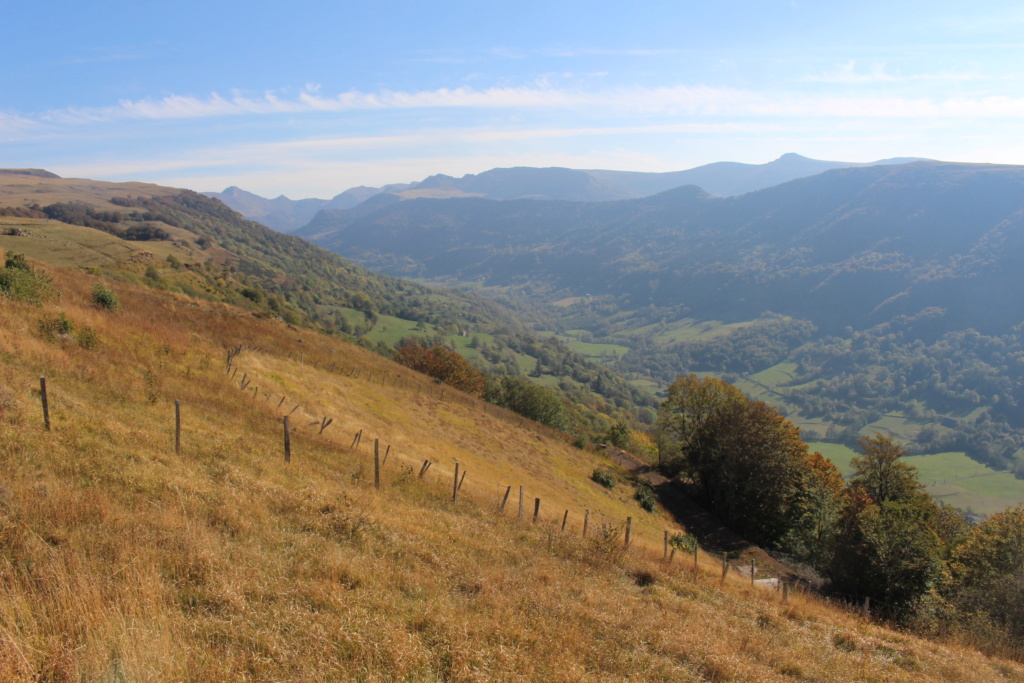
[[205, 153, 921, 233], [292, 159, 1024, 472]]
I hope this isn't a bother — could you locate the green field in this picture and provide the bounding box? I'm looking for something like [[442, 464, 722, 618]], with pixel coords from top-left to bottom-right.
[[805, 443, 1024, 515], [902, 451, 1002, 485], [807, 442, 859, 475], [750, 362, 798, 387], [0, 218, 195, 268], [564, 339, 630, 360]]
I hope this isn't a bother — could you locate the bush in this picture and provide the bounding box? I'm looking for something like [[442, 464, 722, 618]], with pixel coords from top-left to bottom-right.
[[76, 327, 98, 350], [591, 468, 616, 489], [38, 312, 75, 340], [91, 283, 120, 311], [634, 482, 657, 512], [0, 253, 58, 304], [669, 532, 697, 552], [37, 312, 98, 350]]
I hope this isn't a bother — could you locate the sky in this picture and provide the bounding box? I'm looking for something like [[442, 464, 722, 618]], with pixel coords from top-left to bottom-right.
[[3, 0, 1024, 199]]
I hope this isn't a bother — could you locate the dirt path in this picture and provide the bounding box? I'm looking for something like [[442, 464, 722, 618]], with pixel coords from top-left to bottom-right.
[[604, 447, 799, 580]]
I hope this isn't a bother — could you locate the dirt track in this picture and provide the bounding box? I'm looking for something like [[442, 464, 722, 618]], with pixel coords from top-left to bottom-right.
[[604, 447, 799, 581]]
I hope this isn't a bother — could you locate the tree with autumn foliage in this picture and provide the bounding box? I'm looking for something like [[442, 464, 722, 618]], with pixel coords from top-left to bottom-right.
[[656, 374, 844, 557], [392, 343, 486, 397]]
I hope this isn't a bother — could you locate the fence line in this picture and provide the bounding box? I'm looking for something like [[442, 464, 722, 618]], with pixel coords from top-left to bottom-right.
[[146, 347, 824, 608]]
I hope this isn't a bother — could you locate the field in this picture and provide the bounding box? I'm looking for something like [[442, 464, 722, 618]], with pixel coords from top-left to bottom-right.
[[3, 257, 1022, 680], [806, 443, 1024, 515]]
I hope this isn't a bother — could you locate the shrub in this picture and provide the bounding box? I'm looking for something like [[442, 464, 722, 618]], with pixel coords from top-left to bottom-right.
[[76, 327, 98, 350], [634, 482, 657, 512], [0, 253, 58, 304], [669, 532, 697, 552], [37, 313, 98, 350], [591, 468, 616, 489], [38, 312, 75, 340], [91, 283, 120, 311]]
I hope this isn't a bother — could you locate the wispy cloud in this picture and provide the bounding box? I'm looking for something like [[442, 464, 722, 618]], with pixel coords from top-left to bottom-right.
[[542, 47, 686, 58], [37, 81, 1024, 128], [0, 111, 48, 140], [804, 60, 990, 84]]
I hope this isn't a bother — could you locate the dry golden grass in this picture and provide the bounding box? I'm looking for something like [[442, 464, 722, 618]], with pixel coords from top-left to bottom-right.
[[1, 256, 1023, 681]]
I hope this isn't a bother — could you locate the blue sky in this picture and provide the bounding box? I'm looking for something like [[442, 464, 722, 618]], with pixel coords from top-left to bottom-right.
[[3, 0, 1024, 198]]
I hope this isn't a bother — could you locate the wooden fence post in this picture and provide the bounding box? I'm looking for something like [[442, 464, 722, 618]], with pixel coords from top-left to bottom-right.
[[39, 376, 50, 431], [382, 444, 391, 465], [751, 558, 756, 586], [453, 462, 460, 502], [518, 486, 524, 520], [664, 530, 669, 562], [374, 440, 381, 489], [458, 469, 467, 494], [862, 596, 870, 620], [694, 541, 699, 571], [500, 485, 512, 511], [561, 510, 569, 532], [533, 498, 540, 524], [669, 547, 676, 566], [782, 582, 789, 604], [174, 399, 181, 455], [624, 517, 632, 549], [277, 396, 286, 410], [721, 553, 729, 582], [418, 460, 432, 479], [283, 416, 291, 463], [583, 509, 589, 538]]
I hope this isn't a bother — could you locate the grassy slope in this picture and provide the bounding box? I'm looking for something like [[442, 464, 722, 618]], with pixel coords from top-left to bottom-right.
[[1, 260, 1022, 681], [0, 176, 654, 439]]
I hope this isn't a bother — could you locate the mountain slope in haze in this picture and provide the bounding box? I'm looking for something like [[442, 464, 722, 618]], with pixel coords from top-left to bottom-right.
[[213, 154, 923, 232], [201, 186, 329, 233], [587, 152, 923, 198], [300, 161, 1024, 336], [297, 160, 1024, 470]]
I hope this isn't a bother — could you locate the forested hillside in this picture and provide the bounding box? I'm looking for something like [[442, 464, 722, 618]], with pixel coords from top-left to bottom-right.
[[297, 161, 1024, 475], [0, 173, 654, 442]]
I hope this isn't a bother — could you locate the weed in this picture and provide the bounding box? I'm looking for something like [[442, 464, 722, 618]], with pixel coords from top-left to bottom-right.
[[0, 383, 14, 413]]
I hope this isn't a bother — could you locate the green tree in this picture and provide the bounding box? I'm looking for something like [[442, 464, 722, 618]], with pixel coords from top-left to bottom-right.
[[829, 435, 945, 617], [656, 374, 744, 476], [487, 376, 568, 430], [849, 433, 925, 505], [944, 506, 1024, 641]]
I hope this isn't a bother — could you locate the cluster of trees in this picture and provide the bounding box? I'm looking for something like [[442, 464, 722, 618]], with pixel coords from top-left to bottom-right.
[[620, 316, 817, 377], [658, 374, 1024, 643], [486, 376, 569, 431], [393, 343, 486, 397], [0, 204, 46, 218], [392, 342, 571, 431], [657, 375, 844, 556], [38, 201, 171, 241]]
